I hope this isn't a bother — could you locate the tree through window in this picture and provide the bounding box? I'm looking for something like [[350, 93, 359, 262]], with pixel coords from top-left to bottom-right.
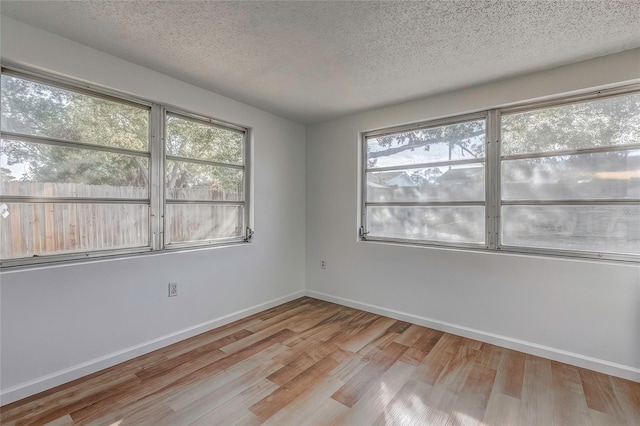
[[361, 88, 640, 260], [0, 68, 251, 267]]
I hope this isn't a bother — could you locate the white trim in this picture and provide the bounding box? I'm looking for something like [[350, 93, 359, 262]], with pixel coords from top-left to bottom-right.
[[0, 290, 305, 406], [305, 290, 640, 383]]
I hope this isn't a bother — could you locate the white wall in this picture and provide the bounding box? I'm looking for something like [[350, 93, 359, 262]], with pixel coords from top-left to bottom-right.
[[306, 49, 640, 381], [0, 17, 306, 403]]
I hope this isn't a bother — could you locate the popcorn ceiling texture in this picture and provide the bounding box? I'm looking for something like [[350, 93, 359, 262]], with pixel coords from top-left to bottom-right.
[[1, 1, 639, 124]]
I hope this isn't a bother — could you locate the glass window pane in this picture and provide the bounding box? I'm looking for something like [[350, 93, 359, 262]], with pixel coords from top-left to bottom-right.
[[0, 203, 149, 259], [166, 160, 243, 201], [0, 138, 149, 198], [166, 114, 243, 165], [165, 204, 244, 244], [0, 74, 149, 151], [367, 164, 485, 202], [502, 92, 640, 156], [502, 150, 640, 200], [366, 119, 485, 168], [367, 206, 485, 244], [501, 205, 640, 255]]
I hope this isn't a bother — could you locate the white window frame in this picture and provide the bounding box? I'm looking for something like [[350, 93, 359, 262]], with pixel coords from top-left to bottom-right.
[[162, 109, 250, 249], [0, 65, 251, 269], [360, 85, 640, 263], [361, 112, 489, 250]]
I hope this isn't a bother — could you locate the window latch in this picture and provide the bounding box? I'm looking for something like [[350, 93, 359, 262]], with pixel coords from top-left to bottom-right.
[[359, 226, 369, 240], [244, 227, 255, 242]]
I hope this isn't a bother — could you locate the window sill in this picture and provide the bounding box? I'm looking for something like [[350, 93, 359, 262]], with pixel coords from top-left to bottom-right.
[[0, 240, 252, 273], [359, 238, 639, 265]]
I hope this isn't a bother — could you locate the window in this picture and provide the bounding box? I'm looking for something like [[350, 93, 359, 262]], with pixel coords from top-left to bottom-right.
[[0, 68, 250, 267], [361, 87, 639, 261], [164, 112, 247, 246], [500, 92, 640, 257], [363, 115, 487, 246]]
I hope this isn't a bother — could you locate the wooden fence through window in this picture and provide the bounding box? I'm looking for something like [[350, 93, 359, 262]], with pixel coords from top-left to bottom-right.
[[0, 182, 243, 260]]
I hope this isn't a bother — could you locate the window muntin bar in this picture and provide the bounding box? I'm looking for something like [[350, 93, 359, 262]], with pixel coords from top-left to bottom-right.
[[366, 157, 484, 173], [0, 131, 151, 157], [501, 143, 640, 161], [165, 154, 244, 170]]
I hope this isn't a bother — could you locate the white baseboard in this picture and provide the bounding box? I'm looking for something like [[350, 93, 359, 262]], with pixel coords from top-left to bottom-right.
[[305, 290, 640, 383], [0, 290, 305, 406]]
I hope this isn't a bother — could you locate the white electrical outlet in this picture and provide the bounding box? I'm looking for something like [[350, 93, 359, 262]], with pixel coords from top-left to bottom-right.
[[168, 282, 178, 297], [321, 260, 326, 269]]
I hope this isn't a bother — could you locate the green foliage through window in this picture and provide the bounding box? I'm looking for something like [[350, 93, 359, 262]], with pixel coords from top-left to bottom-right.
[[0, 70, 249, 264]]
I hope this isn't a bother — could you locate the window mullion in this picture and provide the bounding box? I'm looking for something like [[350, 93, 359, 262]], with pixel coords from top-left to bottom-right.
[[486, 109, 500, 250], [360, 132, 369, 239], [150, 104, 164, 251], [243, 129, 251, 237]]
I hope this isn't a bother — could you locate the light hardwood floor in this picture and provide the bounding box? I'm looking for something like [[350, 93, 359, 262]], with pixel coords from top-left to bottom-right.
[[1, 297, 639, 425]]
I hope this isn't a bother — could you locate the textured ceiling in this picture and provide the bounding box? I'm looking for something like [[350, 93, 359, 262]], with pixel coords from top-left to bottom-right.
[[1, 1, 639, 124]]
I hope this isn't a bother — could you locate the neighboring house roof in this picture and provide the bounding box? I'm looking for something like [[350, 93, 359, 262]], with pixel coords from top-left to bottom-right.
[[369, 171, 417, 187]]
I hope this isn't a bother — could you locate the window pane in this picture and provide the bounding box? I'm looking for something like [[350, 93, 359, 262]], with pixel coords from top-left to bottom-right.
[[502, 92, 640, 156], [165, 204, 244, 244], [502, 205, 640, 255], [502, 150, 640, 200], [366, 119, 485, 168], [367, 164, 484, 202], [0, 139, 149, 198], [166, 160, 243, 201], [0, 202, 149, 259], [166, 115, 243, 165], [0, 74, 149, 151], [367, 206, 485, 244]]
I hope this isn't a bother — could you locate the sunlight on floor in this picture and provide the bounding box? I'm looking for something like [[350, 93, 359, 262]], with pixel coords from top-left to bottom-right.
[[379, 380, 486, 425], [450, 411, 486, 426]]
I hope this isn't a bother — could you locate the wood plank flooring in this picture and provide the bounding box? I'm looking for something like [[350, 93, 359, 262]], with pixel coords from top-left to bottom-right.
[[1, 297, 638, 425]]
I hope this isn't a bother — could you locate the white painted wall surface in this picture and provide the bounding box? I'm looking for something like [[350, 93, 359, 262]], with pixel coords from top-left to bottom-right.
[[306, 49, 640, 380], [0, 17, 306, 403]]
